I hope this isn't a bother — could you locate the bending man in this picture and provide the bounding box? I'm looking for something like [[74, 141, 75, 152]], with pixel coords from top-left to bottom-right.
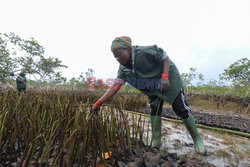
[[91, 36, 206, 155]]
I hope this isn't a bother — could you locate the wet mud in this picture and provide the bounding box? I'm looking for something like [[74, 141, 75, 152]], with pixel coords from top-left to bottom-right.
[[126, 113, 250, 167], [103, 146, 215, 167]]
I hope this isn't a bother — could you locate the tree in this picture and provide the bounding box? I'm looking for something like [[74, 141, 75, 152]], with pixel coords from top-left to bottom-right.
[[220, 57, 249, 86], [219, 57, 250, 98], [197, 74, 204, 86], [0, 32, 67, 83], [49, 72, 67, 85], [36, 57, 67, 82], [85, 68, 94, 78], [0, 33, 16, 82], [181, 68, 204, 87], [181, 68, 204, 94], [15, 38, 44, 76], [67, 72, 87, 90]]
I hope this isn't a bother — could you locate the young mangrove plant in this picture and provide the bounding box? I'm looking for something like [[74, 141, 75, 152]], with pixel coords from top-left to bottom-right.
[[0, 89, 149, 166]]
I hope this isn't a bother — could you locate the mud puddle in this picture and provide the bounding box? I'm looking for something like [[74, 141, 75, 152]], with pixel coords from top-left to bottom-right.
[[160, 120, 249, 167], [126, 112, 250, 167]]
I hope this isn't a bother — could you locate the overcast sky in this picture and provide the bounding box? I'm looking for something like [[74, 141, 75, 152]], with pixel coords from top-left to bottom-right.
[[1, 0, 250, 83]]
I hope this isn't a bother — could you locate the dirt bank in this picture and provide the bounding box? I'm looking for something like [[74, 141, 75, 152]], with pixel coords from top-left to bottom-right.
[[124, 106, 250, 134]]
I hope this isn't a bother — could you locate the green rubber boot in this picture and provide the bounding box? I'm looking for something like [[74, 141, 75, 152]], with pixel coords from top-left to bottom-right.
[[183, 115, 207, 155], [150, 116, 162, 148]]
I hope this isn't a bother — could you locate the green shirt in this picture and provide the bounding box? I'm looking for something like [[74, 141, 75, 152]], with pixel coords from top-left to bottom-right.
[[16, 76, 27, 89], [116, 45, 183, 106]]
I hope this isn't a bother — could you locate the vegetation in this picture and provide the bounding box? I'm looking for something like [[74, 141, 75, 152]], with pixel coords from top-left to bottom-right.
[[220, 57, 249, 86], [180, 59, 249, 99], [1, 32, 249, 98], [1, 32, 249, 110], [1, 31, 249, 166], [0, 90, 149, 166], [0, 32, 67, 84]]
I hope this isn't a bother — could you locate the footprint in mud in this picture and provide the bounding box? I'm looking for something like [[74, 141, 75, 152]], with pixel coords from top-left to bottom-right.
[[173, 139, 183, 149], [162, 127, 172, 136], [184, 143, 194, 147], [176, 130, 182, 134]]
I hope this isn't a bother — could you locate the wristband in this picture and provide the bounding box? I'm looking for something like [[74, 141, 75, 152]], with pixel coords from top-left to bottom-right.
[[161, 73, 169, 81], [93, 99, 103, 108]]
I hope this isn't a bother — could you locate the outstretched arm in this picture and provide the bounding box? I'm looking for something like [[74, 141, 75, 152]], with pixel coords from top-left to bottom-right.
[[92, 83, 122, 110]]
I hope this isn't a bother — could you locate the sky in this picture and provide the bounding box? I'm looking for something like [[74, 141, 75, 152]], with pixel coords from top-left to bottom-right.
[[1, 0, 250, 84]]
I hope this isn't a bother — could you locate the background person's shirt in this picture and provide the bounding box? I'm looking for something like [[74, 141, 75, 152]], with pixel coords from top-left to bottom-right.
[[16, 76, 26, 89]]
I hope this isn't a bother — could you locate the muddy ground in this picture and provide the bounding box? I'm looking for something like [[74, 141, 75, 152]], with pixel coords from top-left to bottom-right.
[[124, 106, 250, 134], [2, 144, 216, 167], [121, 107, 250, 167], [1, 90, 249, 166], [101, 145, 215, 167], [162, 106, 250, 133]]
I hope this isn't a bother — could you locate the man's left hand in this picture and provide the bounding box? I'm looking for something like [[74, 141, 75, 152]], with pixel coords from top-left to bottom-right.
[[159, 79, 170, 93]]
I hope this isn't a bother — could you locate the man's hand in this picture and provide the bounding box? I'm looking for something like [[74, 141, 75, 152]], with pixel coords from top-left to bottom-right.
[[159, 73, 170, 93], [90, 107, 100, 114], [90, 99, 102, 115], [159, 79, 170, 93]]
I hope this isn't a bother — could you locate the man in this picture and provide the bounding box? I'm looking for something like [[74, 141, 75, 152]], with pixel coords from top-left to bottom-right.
[[16, 72, 27, 92], [91, 36, 207, 155]]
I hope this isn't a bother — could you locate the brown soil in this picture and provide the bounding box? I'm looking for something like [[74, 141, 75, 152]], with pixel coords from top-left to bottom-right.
[[161, 106, 250, 133], [131, 104, 250, 134], [127, 94, 250, 134]]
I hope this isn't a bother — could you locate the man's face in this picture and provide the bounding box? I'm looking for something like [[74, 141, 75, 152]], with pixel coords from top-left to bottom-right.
[[113, 48, 130, 66]]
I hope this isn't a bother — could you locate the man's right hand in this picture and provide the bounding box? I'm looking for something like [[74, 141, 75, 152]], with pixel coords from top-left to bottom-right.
[[89, 83, 121, 115], [159, 79, 170, 93], [90, 100, 103, 114], [90, 107, 100, 114]]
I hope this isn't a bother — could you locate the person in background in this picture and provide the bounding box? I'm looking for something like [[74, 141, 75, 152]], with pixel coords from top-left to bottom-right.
[[16, 72, 27, 92], [91, 36, 207, 155]]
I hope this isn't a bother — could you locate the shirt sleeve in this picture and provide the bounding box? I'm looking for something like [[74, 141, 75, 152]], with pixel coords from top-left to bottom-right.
[[144, 45, 168, 63], [162, 50, 168, 60]]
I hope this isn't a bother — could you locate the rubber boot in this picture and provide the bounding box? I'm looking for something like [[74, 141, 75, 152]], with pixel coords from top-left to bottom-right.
[[183, 115, 207, 155], [150, 116, 162, 148]]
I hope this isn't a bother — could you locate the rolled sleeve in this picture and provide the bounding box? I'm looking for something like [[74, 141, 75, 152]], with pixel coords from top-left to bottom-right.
[[161, 51, 168, 60], [144, 45, 167, 63]]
